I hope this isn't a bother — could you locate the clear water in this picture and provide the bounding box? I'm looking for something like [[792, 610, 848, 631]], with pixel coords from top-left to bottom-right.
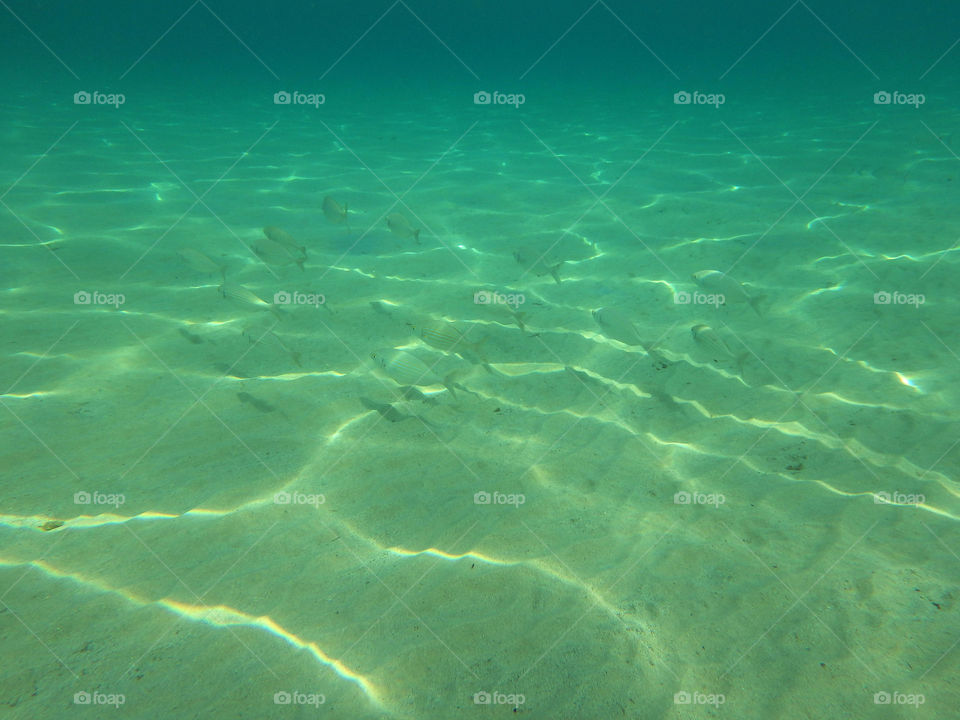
[[1, 2, 958, 718]]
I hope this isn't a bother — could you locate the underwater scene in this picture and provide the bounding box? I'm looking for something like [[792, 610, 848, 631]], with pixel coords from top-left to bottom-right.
[[1, 1, 958, 718]]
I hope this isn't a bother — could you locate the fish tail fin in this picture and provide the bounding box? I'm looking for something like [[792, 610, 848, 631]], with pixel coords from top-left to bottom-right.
[[219, 265, 227, 282], [291, 351, 303, 368], [641, 338, 669, 367], [549, 262, 563, 285], [749, 294, 766, 318], [414, 229, 421, 244], [296, 257, 305, 272], [442, 372, 458, 400]]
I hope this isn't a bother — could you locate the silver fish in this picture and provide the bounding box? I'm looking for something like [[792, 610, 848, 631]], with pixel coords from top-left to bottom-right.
[[592, 306, 643, 346], [370, 349, 457, 398], [263, 226, 305, 254], [692, 270, 764, 316], [254, 235, 305, 271], [219, 281, 286, 320], [411, 322, 493, 373], [691, 323, 746, 375], [386, 213, 421, 243], [322, 196, 349, 228], [178, 248, 226, 280]]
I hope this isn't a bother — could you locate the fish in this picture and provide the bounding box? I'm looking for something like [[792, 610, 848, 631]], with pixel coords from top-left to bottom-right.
[[256, 231, 306, 271], [218, 281, 286, 320], [592, 307, 668, 365], [262, 226, 306, 256], [178, 248, 226, 280], [420, 324, 494, 373], [691, 270, 764, 317], [691, 323, 747, 375], [386, 213, 421, 243], [322, 196, 349, 229], [410, 322, 490, 369], [360, 397, 443, 431], [398, 385, 439, 405], [254, 238, 305, 271], [359, 396, 414, 423], [513, 251, 563, 285], [592, 306, 643, 346], [543, 261, 563, 285], [532, 259, 563, 285], [370, 349, 458, 398]]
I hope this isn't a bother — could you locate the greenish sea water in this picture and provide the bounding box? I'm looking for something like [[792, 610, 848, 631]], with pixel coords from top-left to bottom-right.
[[1, 2, 958, 718]]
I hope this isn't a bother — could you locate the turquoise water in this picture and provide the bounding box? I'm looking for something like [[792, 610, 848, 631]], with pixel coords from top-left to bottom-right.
[[2, 2, 959, 718]]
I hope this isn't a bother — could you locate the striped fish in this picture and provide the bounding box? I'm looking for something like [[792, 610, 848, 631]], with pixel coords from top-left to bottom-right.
[[412, 323, 492, 373], [263, 226, 305, 255], [370, 350, 457, 398], [178, 248, 226, 280], [219, 282, 285, 320], [691, 323, 746, 376], [254, 235, 305, 271]]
